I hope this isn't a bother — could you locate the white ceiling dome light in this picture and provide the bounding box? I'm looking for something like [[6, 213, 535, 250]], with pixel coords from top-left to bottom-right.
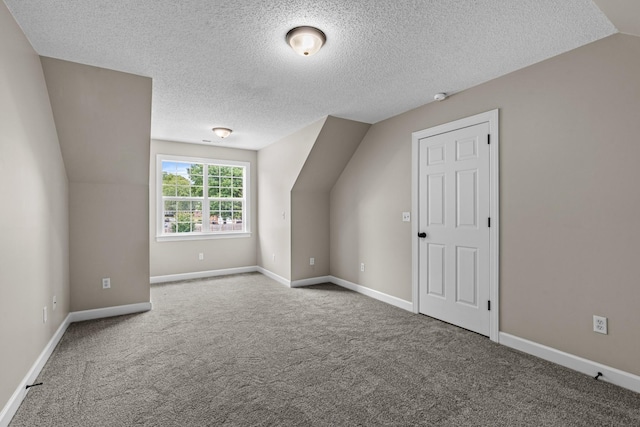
[[286, 26, 326, 56], [212, 127, 232, 139]]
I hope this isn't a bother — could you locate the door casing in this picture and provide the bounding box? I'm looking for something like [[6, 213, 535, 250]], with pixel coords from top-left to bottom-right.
[[412, 109, 500, 342]]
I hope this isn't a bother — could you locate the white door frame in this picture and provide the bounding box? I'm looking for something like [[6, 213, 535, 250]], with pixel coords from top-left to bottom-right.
[[411, 109, 500, 342]]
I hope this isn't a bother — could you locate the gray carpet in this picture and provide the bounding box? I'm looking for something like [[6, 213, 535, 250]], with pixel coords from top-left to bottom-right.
[[10, 273, 640, 426]]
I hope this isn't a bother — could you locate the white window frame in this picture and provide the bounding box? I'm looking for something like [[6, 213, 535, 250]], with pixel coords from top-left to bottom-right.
[[156, 154, 251, 242]]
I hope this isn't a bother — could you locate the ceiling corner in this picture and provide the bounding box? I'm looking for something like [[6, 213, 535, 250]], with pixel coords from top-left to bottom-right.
[[592, 0, 640, 37]]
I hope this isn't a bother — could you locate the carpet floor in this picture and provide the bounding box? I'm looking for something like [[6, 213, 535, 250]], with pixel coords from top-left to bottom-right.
[[10, 273, 640, 426]]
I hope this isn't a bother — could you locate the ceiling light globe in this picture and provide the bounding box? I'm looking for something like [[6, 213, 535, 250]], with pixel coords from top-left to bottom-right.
[[286, 26, 326, 56], [212, 127, 232, 139]]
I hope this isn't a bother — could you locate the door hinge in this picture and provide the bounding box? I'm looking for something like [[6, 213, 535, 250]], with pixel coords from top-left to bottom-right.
[[488, 301, 491, 311], [488, 217, 491, 227], [487, 134, 491, 145]]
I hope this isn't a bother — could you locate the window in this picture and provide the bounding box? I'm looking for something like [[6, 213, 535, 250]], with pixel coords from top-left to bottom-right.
[[157, 155, 250, 240]]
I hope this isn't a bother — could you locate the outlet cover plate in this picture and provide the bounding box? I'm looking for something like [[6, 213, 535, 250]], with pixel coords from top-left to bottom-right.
[[593, 315, 607, 334]]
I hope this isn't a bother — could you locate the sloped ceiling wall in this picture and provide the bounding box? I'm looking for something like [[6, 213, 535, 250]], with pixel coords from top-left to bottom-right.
[[291, 116, 371, 281], [41, 57, 152, 311], [593, 0, 640, 37]]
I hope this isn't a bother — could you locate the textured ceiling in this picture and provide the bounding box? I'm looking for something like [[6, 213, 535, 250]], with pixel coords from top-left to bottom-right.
[[4, 1, 616, 150]]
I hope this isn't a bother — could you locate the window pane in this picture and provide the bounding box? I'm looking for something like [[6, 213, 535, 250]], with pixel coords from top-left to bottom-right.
[[187, 164, 203, 178], [193, 201, 202, 229], [209, 203, 221, 231], [163, 201, 176, 233], [220, 212, 231, 222], [167, 201, 202, 234], [175, 209, 192, 232], [161, 158, 248, 235], [162, 184, 175, 196]]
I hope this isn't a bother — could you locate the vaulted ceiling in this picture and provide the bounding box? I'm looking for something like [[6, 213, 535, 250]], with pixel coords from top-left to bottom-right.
[[3, 1, 628, 150]]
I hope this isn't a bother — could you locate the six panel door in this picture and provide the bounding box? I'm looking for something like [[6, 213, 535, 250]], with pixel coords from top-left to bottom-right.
[[418, 122, 491, 336]]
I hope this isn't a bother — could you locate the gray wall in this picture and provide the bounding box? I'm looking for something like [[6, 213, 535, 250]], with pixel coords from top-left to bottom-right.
[[258, 116, 371, 282], [0, 2, 69, 411], [150, 139, 258, 277], [331, 33, 640, 376], [257, 119, 325, 280], [41, 58, 152, 311], [291, 116, 371, 281]]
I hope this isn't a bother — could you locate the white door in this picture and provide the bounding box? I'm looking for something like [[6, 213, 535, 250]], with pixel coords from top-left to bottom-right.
[[418, 122, 491, 336]]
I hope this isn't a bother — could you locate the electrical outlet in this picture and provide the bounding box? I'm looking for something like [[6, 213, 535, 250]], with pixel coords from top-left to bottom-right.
[[53, 295, 57, 311], [198, 252, 204, 261], [102, 277, 111, 289], [43, 306, 47, 323], [360, 263, 365, 272], [593, 315, 607, 334], [310, 257, 315, 266], [402, 212, 411, 222], [272, 253, 276, 261]]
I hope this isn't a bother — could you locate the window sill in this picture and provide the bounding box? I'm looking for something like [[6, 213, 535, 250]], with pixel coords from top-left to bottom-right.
[[156, 232, 252, 242]]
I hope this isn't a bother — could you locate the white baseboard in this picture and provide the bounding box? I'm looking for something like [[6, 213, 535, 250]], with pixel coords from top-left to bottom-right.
[[329, 276, 413, 312], [500, 332, 640, 394], [1, 301, 153, 427], [290, 276, 332, 288], [0, 314, 72, 427], [69, 302, 152, 323], [150, 266, 258, 284], [256, 269, 332, 289], [256, 267, 291, 287]]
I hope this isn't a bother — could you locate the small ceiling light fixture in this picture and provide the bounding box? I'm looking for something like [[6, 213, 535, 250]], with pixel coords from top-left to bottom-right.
[[286, 26, 326, 56], [212, 127, 232, 139], [434, 93, 448, 101]]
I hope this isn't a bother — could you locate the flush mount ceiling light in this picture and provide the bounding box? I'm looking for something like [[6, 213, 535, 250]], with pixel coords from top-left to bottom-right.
[[286, 26, 326, 56], [212, 127, 232, 139], [434, 93, 448, 101]]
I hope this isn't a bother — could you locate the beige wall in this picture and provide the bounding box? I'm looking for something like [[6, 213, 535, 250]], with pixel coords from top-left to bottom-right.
[[257, 119, 326, 280], [0, 2, 69, 411], [291, 191, 331, 280], [331, 33, 640, 375], [291, 116, 371, 281], [41, 58, 152, 311], [150, 139, 257, 277], [259, 116, 370, 282]]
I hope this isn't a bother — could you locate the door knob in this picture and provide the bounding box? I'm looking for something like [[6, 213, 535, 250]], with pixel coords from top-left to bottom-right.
[[418, 232, 427, 238]]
